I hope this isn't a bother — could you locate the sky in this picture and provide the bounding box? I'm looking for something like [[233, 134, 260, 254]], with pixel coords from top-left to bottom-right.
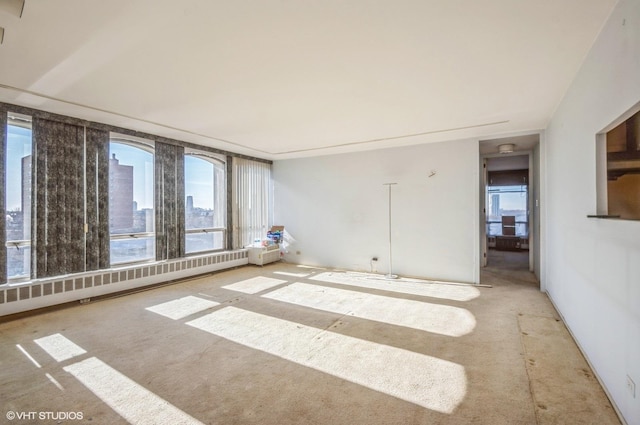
[[184, 155, 214, 209], [488, 186, 528, 212], [110, 142, 155, 209], [496, 192, 527, 211], [109, 143, 218, 210], [5, 125, 31, 211]]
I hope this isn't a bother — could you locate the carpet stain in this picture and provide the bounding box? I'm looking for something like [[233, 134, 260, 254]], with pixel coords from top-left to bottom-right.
[[518, 314, 620, 425]]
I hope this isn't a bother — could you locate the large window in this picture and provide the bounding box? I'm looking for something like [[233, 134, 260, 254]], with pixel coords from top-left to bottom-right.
[[1, 102, 274, 287], [184, 153, 226, 253], [232, 158, 272, 249], [109, 139, 155, 264], [486, 185, 528, 236], [5, 113, 32, 279]]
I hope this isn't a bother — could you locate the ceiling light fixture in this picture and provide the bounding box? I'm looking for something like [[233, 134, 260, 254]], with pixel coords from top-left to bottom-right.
[[498, 143, 515, 154]]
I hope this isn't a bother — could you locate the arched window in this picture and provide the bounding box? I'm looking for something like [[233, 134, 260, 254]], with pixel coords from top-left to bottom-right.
[[184, 153, 226, 253], [109, 138, 155, 264]]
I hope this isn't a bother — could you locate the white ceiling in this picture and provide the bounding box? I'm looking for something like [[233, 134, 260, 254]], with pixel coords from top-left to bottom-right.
[[0, 0, 616, 160]]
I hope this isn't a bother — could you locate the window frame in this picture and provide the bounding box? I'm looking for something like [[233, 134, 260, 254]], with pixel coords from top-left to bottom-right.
[[184, 150, 227, 255], [486, 184, 529, 237], [108, 135, 156, 265], [595, 101, 640, 220], [5, 112, 33, 282]]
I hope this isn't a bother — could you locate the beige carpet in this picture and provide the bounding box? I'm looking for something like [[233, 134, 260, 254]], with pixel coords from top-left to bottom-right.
[[519, 314, 619, 424], [487, 248, 530, 270], [0, 261, 620, 424]]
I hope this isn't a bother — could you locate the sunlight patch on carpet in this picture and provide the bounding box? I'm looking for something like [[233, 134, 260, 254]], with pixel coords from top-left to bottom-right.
[[222, 276, 288, 294], [309, 271, 480, 301], [263, 282, 475, 336], [65, 357, 203, 424], [146, 296, 219, 320], [187, 306, 467, 413], [34, 333, 87, 362]]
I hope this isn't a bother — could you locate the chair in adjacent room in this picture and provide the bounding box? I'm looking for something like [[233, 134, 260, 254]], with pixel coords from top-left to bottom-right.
[[501, 215, 516, 236]]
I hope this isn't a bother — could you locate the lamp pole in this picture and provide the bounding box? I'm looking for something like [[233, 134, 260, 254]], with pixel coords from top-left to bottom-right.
[[383, 183, 398, 279]]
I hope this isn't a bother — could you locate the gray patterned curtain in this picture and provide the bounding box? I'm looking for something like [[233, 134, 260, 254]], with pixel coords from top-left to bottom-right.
[[226, 156, 233, 250], [0, 111, 6, 283], [32, 118, 85, 278], [155, 142, 185, 260], [85, 128, 110, 270]]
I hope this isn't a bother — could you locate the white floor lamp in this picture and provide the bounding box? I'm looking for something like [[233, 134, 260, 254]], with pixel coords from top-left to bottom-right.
[[383, 183, 398, 279]]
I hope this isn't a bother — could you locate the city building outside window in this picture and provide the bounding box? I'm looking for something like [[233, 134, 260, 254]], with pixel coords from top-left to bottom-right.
[[109, 139, 155, 264], [5, 113, 32, 279], [486, 185, 528, 236]]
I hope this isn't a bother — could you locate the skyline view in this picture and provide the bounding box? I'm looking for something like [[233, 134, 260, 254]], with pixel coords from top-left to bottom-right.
[[486, 185, 529, 236], [109, 144, 219, 211], [6, 128, 225, 274], [109, 143, 154, 210], [5, 124, 32, 278], [5, 124, 31, 212]]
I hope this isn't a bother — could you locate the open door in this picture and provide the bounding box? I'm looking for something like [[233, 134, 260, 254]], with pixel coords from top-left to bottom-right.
[[481, 158, 488, 267]]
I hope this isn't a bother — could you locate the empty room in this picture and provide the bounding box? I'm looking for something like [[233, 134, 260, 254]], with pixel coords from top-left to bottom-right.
[[1, 1, 639, 424]]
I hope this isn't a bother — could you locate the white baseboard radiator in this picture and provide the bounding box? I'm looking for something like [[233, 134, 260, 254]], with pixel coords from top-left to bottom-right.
[[0, 250, 248, 317]]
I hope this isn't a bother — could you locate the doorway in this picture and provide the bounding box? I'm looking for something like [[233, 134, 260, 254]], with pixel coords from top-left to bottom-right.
[[485, 157, 530, 270], [479, 135, 541, 278]]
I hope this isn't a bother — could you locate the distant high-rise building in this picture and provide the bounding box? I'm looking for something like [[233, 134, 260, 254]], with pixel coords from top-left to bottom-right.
[[186, 195, 194, 213], [109, 154, 134, 231], [490, 194, 500, 218], [185, 196, 195, 229]]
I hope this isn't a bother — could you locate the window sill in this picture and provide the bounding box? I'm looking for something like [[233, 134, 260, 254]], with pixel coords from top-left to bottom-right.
[[586, 215, 640, 221]]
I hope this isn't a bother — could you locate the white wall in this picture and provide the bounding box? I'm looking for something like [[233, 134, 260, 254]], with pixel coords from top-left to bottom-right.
[[486, 154, 529, 171], [545, 1, 640, 423], [273, 138, 479, 283], [533, 142, 541, 281]]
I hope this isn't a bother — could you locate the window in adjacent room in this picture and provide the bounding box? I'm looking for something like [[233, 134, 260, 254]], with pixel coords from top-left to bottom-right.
[[108, 138, 155, 264], [5, 112, 32, 279], [184, 152, 226, 254], [486, 184, 529, 237], [601, 108, 640, 219]]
